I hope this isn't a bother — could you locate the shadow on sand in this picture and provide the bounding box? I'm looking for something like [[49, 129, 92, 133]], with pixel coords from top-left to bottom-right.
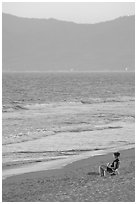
[[87, 172, 99, 176]]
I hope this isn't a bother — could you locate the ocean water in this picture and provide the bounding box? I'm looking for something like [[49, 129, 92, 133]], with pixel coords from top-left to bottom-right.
[[2, 72, 135, 175], [3, 72, 135, 107]]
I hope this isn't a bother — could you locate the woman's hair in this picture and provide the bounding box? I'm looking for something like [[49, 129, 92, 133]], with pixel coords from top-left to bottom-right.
[[114, 152, 120, 157]]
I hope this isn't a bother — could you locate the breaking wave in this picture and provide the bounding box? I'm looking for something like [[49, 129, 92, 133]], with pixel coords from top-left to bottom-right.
[[80, 96, 135, 104], [2, 96, 135, 113], [2, 104, 28, 112]]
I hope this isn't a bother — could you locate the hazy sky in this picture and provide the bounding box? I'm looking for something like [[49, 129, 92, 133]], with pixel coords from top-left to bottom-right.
[[2, 2, 135, 24]]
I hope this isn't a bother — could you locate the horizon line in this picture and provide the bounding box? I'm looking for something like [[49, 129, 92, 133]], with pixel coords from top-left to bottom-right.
[[2, 70, 135, 73], [2, 12, 135, 25]]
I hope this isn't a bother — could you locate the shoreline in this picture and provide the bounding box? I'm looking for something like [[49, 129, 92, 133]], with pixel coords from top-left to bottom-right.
[[3, 148, 135, 202], [2, 144, 134, 180]]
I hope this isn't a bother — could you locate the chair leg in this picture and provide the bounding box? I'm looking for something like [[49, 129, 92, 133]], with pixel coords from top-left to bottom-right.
[[99, 166, 105, 176], [115, 170, 119, 175], [104, 170, 108, 176]]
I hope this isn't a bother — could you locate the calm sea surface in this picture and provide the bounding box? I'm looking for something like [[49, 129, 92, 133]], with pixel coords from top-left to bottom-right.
[[3, 72, 135, 108]]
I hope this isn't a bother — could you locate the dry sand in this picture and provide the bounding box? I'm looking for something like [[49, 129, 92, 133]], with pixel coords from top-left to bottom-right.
[[2, 148, 135, 202]]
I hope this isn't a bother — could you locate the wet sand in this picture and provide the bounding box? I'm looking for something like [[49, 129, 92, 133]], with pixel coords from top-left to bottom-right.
[[2, 148, 135, 202]]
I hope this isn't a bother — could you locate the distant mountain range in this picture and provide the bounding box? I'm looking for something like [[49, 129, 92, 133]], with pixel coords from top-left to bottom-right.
[[2, 13, 135, 72]]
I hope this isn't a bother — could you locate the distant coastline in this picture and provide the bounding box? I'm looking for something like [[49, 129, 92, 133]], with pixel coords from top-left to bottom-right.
[[3, 13, 134, 72]]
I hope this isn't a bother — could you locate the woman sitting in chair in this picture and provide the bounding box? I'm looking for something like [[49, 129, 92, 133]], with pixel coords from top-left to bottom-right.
[[99, 152, 120, 176]]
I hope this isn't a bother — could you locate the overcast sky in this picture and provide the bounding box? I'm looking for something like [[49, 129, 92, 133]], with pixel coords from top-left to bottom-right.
[[2, 2, 135, 24]]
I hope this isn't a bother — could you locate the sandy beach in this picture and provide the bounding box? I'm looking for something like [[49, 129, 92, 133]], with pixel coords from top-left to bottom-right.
[[2, 148, 135, 202]]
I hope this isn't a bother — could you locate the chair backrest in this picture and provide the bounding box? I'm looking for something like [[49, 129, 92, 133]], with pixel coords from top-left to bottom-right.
[[116, 161, 120, 170]]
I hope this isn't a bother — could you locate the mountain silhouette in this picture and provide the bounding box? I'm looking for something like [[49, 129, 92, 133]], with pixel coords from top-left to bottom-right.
[[2, 13, 135, 72]]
